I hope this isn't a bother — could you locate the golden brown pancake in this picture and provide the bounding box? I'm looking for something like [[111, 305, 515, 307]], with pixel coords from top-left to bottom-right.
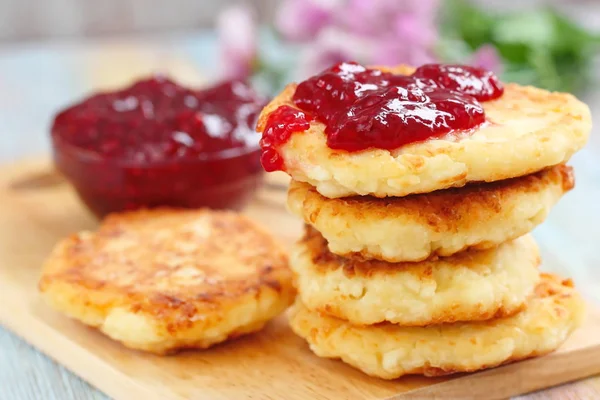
[[39, 208, 295, 354], [258, 65, 590, 198], [290, 274, 584, 379], [287, 165, 574, 262], [291, 227, 540, 326]]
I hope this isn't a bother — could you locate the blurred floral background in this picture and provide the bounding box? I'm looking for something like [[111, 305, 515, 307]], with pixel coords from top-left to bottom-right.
[[216, 0, 599, 95], [0, 0, 599, 160]]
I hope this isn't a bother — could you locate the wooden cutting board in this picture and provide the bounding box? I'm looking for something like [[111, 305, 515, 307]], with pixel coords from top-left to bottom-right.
[[1, 158, 600, 400]]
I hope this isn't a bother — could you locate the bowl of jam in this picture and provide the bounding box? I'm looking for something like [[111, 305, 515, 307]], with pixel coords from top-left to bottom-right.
[[51, 76, 266, 218]]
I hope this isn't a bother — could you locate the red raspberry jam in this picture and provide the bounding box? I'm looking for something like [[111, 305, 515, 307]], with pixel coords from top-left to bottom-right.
[[259, 62, 503, 171], [412, 64, 504, 102], [51, 76, 266, 218], [259, 106, 312, 172]]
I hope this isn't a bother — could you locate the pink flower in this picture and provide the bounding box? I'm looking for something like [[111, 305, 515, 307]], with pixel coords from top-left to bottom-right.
[[280, 0, 441, 75], [302, 48, 349, 76], [343, 0, 438, 40], [470, 45, 503, 74], [393, 12, 437, 48], [217, 5, 257, 81], [275, 0, 341, 41], [372, 39, 435, 67], [372, 8, 439, 66], [297, 28, 373, 77]]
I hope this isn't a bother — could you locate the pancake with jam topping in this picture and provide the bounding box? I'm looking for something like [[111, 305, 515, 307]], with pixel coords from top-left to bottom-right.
[[287, 164, 574, 262], [290, 226, 540, 326], [257, 63, 591, 198], [289, 273, 584, 379], [39, 208, 295, 354]]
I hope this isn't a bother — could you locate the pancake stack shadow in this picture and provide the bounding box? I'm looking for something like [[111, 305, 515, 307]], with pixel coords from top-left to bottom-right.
[[285, 164, 585, 379]]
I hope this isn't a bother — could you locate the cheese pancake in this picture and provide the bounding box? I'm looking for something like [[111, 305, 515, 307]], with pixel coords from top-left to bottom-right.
[[291, 227, 539, 326], [288, 165, 573, 262], [290, 274, 584, 379], [258, 66, 590, 198], [39, 208, 295, 354]]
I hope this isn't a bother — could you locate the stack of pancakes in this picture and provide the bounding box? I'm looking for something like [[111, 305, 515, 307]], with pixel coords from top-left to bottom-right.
[[257, 66, 592, 379]]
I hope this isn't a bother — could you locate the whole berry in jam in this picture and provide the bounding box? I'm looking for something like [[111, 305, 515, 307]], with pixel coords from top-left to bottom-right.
[[260, 106, 312, 172]]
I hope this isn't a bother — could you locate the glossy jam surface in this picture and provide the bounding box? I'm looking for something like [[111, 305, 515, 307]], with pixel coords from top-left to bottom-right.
[[259, 62, 503, 171], [53, 77, 263, 161], [52, 77, 266, 217], [412, 64, 504, 102]]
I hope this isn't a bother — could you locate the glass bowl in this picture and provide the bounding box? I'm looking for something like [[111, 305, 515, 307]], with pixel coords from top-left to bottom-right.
[[52, 136, 264, 218]]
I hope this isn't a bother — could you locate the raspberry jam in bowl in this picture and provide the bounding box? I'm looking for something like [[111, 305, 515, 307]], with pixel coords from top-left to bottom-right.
[[51, 77, 266, 218]]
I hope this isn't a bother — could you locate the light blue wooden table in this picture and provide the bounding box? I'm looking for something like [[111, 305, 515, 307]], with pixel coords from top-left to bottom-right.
[[1, 32, 599, 400]]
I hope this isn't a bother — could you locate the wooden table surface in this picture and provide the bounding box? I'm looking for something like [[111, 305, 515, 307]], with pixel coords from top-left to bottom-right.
[[0, 32, 599, 400]]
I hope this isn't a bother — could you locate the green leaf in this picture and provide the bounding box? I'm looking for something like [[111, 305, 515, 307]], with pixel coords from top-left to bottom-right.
[[528, 46, 561, 90], [501, 66, 539, 86], [494, 43, 531, 65], [437, 0, 600, 93], [434, 38, 473, 63], [441, 0, 493, 50], [492, 11, 555, 47], [550, 11, 599, 52]]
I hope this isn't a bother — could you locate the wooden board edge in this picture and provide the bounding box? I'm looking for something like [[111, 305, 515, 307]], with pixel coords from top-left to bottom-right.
[[0, 294, 177, 400], [396, 344, 600, 400]]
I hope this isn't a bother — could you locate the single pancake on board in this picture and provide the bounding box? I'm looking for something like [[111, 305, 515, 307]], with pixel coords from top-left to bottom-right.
[[290, 227, 540, 326], [39, 208, 295, 355], [257, 65, 591, 198], [288, 164, 574, 262], [289, 273, 584, 379]]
